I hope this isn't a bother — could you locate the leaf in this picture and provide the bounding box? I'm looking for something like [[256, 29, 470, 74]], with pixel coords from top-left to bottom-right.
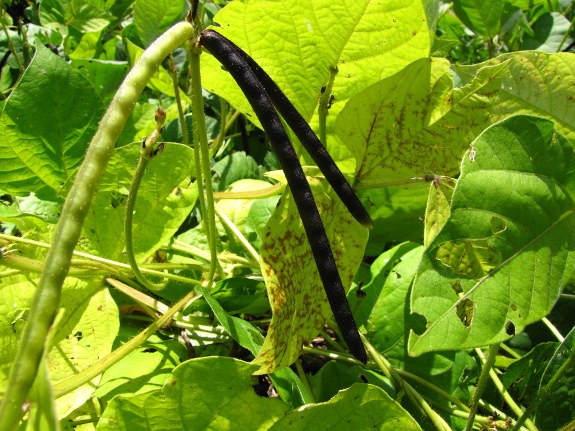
[[452, 51, 575, 141], [201, 0, 432, 164], [83, 142, 197, 261], [71, 59, 129, 104], [96, 357, 289, 431], [134, 0, 186, 47], [94, 334, 188, 401], [336, 57, 509, 187], [535, 326, 575, 430], [252, 174, 368, 374], [268, 383, 422, 431], [452, 0, 508, 39], [212, 152, 263, 191], [0, 42, 105, 200], [0, 276, 118, 417], [216, 179, 273, 236], [520, 12, 574, 53], [39, 0, 113, 35], [424, 176, 456, 247], [409, 115, 575, 355]]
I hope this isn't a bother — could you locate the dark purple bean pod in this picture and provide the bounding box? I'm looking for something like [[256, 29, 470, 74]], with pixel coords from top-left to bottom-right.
[[203, 31, 372, 230], [200, 29, 367, 363]]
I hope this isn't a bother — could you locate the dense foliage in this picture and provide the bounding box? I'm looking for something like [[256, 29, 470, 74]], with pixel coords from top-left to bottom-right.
[[0, 0, 574, 430]]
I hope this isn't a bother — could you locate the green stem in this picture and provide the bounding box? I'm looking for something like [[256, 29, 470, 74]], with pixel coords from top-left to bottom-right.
[[465, 345, 499, 431], [189, 39, 223, 282], [361, 334, 451, 431], [214, 205, 260, 264], [124, 110, 167, 291], [474, 347, 536, 430], [510, 346, 575, 431], [542, 317, 565, 342], [0, 22, 194, 430], [0, 12, 23, 74], [317, 65, 338, 147], [1, 233, 204, 284], [213, 181, 285, 199]]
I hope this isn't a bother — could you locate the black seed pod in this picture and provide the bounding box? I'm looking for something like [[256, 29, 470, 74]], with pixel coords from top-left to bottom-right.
[[200, 29, 367, 363]]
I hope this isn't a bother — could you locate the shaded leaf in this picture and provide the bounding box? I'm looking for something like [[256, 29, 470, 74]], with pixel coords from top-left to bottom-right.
[[134, 0, 186, 47]]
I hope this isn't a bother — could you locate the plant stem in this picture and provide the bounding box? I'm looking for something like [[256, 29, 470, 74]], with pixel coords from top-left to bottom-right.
[[318, 65, 338, 147], [361, 334, 451, 431], [124, 111, 167, 291], [214, 205, 260, 264], [542, 317, 565, 342], [188, 37, 223, 283], [474, 347, 536, 430], [465, 345, 499, 431], [0, 22, 194, 430]]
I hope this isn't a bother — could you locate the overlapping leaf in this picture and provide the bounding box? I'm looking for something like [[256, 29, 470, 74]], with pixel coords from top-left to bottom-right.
[[409, 115, 575, 355], [336, 57, 509, 187], [83, 142, 197, 261], [452, 51, 575, 140], [201, 0, 432, 164]]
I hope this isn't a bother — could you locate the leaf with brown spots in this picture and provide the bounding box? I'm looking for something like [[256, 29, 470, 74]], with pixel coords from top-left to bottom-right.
[[336, 57, 509, 188], [252, 173, 367, 374]]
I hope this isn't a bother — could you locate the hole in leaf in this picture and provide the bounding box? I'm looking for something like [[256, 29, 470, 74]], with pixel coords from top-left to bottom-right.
[[456, 298, 474, 327], [505, 321, 516, 336], [142, 348, 157, 353], [74, 331, 83, 340]]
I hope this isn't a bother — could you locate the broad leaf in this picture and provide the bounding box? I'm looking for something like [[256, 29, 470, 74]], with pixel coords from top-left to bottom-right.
[[336, 57, 509, 186], [0, 43, 104, 200], [39, 0, 113, 35], [452, 0, 508, 39], [452, 51, 575, 141], [134, 0, 186, 47], [268, 383, 421, 431], [252, 173, 367, 374], [83, 142, 197, 261], [96, 357, 289, 431], [0, 276, 118, 417], [409, 115, 575, 355], [521, 12, 574, 53], [201, 0, 432, 165]]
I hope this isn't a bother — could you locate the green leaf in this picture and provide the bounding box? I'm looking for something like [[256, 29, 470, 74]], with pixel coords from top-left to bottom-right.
[[409, 115, 575, 355], [536, 326, 575, 430], [362, 245, 424, 353], [246, 195, 282, 249], [83, 142, 197, 261], [213, 152, 263, 191], [452, 0, 507, 39], [0, 43, 105, 200], [71, 59, 129, 104], [200, 286, 265, 355], [96, 357, 289, 431], [268, 383, 421, 431], [195, 277, 270, 316], [252, 174, 368, 374], [452, 51, 575, 141], [520, 12, 574, 53], [201, 0, 432, 164], [94, 334, 188, 401], [336, 57, 509, 187], [424, 176, 456, 247], [134, 0, 186, 47], [216, 179, 273, 236], [0, 276, 118, 417], [310, 361, 394, 403], [39, 0, 112, 35]]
